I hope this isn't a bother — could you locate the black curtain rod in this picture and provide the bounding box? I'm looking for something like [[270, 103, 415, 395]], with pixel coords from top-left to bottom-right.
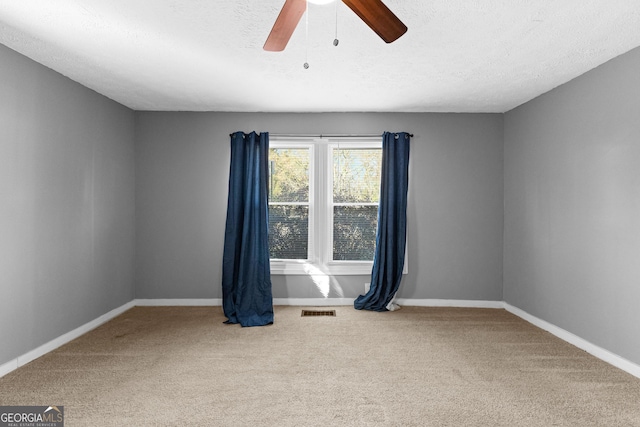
[[228, 133, 414, 138]]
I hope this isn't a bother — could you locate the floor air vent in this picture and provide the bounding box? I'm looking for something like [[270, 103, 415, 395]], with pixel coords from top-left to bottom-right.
[[301, 310, 336, 317]]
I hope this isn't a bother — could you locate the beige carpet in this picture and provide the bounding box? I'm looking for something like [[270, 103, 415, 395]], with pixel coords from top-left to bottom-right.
[[1, 306, 640, 426]]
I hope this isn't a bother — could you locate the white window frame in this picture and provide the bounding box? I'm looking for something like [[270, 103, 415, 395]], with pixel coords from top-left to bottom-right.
[[269, 137, 382, 275], [268, 141, 316, 273]]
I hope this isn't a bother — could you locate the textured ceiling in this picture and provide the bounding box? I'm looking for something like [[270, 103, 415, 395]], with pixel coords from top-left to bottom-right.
[[1, 0, 640, 112]]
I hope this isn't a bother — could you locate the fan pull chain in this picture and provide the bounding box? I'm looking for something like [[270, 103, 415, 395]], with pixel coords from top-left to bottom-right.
[[333, 0, 339, 46], [303, 2, 310, 69]]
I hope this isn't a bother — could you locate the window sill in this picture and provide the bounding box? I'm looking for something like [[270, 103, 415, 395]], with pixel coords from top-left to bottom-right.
[[270, 260, 373, 276], [270, 260, 408, 276]]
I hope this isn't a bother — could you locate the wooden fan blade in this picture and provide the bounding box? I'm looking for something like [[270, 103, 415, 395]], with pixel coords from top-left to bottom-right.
[[264, 0, 307, 51], [341, 0, 407, 43]]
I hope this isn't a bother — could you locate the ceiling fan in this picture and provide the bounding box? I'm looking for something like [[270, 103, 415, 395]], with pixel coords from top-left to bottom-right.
[[264, 0, 407, 51]]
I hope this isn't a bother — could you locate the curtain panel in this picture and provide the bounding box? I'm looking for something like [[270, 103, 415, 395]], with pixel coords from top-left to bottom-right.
[[354, 132, 411, 311], [222, 131, 274, 326]]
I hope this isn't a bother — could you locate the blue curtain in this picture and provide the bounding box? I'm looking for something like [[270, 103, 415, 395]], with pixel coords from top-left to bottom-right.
[[222, 131, 274, 326], [354, 132, 411, 311]]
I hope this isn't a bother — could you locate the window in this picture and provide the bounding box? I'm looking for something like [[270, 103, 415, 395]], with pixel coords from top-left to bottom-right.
[[268, 138, 382, 275], [268, 145, 311, 261], [331, 147, 381, 261]]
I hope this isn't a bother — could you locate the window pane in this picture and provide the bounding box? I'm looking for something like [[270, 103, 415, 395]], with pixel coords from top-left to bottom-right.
[[333, 205, 378, 261], [269, 148, 309, 203], [333, 148, 382, 203], [269, 205, 308, 259]]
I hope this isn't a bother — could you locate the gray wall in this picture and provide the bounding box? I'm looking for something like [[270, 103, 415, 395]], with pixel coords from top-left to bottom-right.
[[0, 44, 136, 366], [135, 112, 504, 301], [504, 46, 640, 364]]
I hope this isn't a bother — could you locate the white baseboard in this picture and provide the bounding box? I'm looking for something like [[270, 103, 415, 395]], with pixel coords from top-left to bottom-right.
[[396, 299, 504, 309], [132, 298, 505, 309], [504, 303, 640, 379], [134, 298, 222, 306], [273, 298, 505, 308], [0, 300, 135, 378], [0, 359, 17, 378], [273, 298, 354, 306], [135, 298, 353, 306]]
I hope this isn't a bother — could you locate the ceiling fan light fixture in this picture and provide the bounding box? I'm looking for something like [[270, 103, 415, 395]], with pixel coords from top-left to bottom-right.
[[307, 0, 337, 5]]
